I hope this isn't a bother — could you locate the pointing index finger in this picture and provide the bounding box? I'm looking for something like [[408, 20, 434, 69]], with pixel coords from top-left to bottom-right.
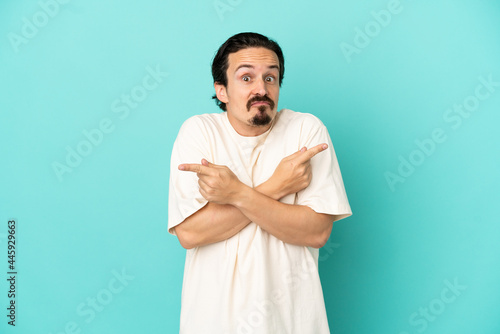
[[178, 163, 207, 174], [302, 143, 328, 161]]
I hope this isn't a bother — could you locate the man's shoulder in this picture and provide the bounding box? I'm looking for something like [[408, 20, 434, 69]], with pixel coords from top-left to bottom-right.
[[181, 112, 224, 127], [178, 112, 225, 134], [277, 109, 326, 129]]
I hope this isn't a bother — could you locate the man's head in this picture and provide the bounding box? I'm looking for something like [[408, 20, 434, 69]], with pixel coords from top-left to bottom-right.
[[211, 32, 285, 136]]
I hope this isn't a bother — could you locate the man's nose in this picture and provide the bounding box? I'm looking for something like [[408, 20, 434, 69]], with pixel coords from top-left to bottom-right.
[[251, 78, 267, 96]]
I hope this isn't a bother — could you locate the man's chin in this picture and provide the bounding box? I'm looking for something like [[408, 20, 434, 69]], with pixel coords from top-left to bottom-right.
[[250, 109, 272, 126]]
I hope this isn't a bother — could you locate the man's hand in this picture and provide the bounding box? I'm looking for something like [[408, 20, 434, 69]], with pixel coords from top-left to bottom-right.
[[261, 143, 328, 200], [179, 159, 245, 205]]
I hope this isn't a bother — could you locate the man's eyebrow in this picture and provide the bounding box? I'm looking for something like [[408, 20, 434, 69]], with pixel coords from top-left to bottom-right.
[[235, 64, 280, 72]]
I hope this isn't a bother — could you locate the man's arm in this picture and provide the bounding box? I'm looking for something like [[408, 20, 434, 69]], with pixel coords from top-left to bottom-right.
[[173, 202, 249, 250], [175, 144, 330, 249], [232, 186, 334, 248], [173, 184, 275, 250]]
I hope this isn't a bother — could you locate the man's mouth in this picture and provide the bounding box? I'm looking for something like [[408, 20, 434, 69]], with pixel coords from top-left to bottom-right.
[[247, 96, 275, 111], [251, 101, 269, 106]]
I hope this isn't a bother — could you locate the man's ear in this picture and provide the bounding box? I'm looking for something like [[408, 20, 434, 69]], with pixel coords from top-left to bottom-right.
[[214, 82, 229, 104]]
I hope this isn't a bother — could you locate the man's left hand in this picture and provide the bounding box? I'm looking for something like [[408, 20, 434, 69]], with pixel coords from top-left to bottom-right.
[[178, 159, 245, 205]]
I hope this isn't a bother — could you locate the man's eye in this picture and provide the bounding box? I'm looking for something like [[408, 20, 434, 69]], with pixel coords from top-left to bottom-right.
[[242, 76, 250, 82], [266, 76, 275, 82]]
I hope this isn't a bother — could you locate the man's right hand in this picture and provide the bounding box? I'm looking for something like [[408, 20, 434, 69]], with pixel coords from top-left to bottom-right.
[[259, 143, 328, 200]]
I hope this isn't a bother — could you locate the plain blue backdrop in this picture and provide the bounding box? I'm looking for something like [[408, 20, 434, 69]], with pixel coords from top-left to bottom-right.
[[1, 0, 499, 333]]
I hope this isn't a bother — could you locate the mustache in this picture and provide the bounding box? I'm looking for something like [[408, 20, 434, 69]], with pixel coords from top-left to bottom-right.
[[247, 95, 275, 111]]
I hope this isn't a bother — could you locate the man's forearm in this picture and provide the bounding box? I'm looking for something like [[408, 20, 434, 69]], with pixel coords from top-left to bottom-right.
[[174, 183, 281, 249], [174, 202, 251, 249], [233, 185, 334, 248]]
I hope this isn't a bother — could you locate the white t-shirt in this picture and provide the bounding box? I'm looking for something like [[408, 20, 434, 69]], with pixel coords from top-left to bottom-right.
[[168, 109, 352, 334]]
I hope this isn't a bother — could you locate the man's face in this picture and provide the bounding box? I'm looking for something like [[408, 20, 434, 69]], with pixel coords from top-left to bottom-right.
[[214, 47, 280, 136]]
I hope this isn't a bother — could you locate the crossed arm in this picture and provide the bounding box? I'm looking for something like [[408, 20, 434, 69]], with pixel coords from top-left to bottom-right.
[[173, 144, 336, 249]]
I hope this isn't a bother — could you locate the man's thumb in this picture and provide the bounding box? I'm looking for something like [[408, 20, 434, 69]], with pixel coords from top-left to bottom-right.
[[201, 158, 216, 167]]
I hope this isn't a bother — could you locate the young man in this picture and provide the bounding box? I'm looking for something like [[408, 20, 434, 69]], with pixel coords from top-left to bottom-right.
[[168, 32, 352, 333]]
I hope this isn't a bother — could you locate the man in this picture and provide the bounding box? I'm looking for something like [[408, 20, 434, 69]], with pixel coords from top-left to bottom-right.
[[168, 32, 352, 333]]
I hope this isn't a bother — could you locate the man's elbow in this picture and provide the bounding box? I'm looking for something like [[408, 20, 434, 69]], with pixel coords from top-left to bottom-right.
[[311, 215, 335, 248], [179, 238, 196, 250], [303, 226, 331, 248], [311, 230, 330, 249], [174, 225, 197, 250]]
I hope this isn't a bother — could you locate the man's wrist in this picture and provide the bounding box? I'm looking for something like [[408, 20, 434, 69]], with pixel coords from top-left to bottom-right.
[[231, 183, 255, 208], [255, 180, 282, 201]]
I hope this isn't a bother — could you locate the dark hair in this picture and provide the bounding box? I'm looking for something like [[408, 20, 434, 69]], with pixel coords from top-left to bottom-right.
[[211, 32, 285, 111]]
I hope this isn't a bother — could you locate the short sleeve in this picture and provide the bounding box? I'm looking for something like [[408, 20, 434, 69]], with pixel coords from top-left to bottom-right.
[[168, 117, 211, 236], [296, 118, 352, 222]]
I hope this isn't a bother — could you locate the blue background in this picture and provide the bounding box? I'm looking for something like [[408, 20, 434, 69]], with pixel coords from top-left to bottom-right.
[[1, 0, 499, 333]]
